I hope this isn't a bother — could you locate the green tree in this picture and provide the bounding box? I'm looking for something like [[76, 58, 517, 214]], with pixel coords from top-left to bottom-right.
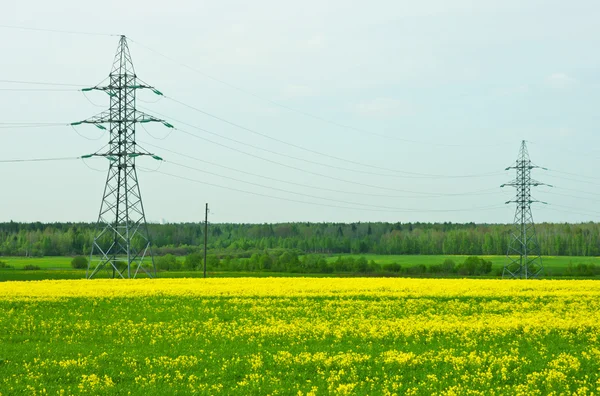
[[156, 254, 179, 271], [206, 255, 220, 270], [456, 256, 492, 276], [184, 253, 202, 270], [71, 256, 88, 269], [383, 263, 401, 272], [259, 254, 273, 270], [355, 256, 369, 272]]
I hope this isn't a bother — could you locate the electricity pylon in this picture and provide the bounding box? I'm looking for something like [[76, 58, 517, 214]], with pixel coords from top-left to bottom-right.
[[501, 140, 550, 279], [72, 35, 172, 279]]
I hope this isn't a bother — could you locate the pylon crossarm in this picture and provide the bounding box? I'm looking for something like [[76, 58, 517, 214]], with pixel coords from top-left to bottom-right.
[[135, 112, 174, 129], [71, 111, 111, 126], [81, 86, 118, 97]]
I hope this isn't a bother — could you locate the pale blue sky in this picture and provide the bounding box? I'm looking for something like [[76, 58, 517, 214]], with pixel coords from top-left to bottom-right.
[[1, 0, 599, 223]]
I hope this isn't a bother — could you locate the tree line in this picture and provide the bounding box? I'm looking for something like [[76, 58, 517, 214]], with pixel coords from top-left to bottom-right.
[[1, 221, 599, 257], [152, 251, 495, 276]]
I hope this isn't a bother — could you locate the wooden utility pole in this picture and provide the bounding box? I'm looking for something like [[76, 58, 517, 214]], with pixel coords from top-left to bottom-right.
[[204, 203, 208, 278]]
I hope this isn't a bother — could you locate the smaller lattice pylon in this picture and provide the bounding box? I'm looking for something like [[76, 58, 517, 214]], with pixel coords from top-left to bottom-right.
[[500, 140, 551, 279]]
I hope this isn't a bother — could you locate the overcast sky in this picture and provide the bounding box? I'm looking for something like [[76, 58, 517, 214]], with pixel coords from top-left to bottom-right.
[[1, 0, 600, 224]]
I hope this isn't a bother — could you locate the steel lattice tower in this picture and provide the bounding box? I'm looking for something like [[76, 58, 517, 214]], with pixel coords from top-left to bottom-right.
[[501, 140, 550, 279], [73, 36, 171, 279]]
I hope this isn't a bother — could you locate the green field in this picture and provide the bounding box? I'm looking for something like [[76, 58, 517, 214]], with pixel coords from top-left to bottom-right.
[[1, 255, 599, 281], [4, 254, 600, 270], [0, 278, 599, 394], [0, 270, 343, 282], [0, 256, 74, 269], [327, 254, 600, 273]]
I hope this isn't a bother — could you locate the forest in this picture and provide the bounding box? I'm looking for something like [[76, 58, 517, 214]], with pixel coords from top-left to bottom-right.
[[0, 221, 598, 257]]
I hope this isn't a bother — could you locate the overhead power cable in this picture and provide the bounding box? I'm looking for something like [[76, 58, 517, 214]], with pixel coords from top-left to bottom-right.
[[151, 166, 507, 214], [80, 158, 106, 173], [547, 169, 600, 181], [130, 38, 509, 148], [166, 159, 503, 212], [0, 88, 78, 92], [163, 96, 505, 179], [544, 173, 600, 187], [537, 206, 600, 219], [150, 122, 477, 195], [553, 186, 600, 198], [70, 125, 106, 141], [139, 123, 174, 140], [0, 122, 66, 125], [0, 156, 81, 163], [540, 190, 600, 203], [0, 79, 87, 87], [0, 123, 68, 129], [140, 106, 507, 181], [139, 139, 501, 199], [550, 204, 600, 216]]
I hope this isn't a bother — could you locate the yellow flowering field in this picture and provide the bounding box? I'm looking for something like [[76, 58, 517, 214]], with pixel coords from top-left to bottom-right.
[[0, 278, 599, 395]]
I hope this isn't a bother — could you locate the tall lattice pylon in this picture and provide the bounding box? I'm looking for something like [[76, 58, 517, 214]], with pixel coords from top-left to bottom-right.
[[73, 35, 171, 279], [500, 140, 550, 279]]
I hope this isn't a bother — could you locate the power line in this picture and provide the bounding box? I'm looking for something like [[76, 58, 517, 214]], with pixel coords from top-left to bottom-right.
[[130, 38, 509, 148], [140, 106, 507, 181], [0, 24, 117, 37], [80, 91, 106, 108], [547, 169, 600, 181], [0, 122, 66, 125], [537, 206, 600, 219], [550, 204, 600, 216], [0, 123, 67, 129], [139, 139, 501, 199], [0, 88, 78, 92], [544, 173, 600, 187], [540, 190, 600, 203], [166, 160, 503, 212], [167, 160, 416, 210], [139, 123, 175, 141], [163, 124, 484, 195], [151, 166, 507, 214], [0, 79, 87, 87], [70, 125, 106, 141], [163, 96, 505, 179], [80, 158, 106, 173], [0, 156, 81, 163], [553, 186, 600, 198]]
